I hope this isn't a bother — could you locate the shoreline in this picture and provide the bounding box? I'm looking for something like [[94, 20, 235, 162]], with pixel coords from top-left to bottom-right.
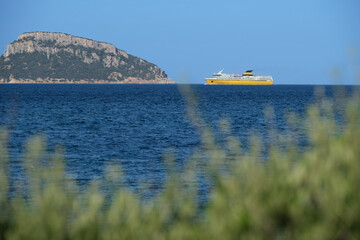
[[0, 78, 177, 84], [0, 82, 178, 84]]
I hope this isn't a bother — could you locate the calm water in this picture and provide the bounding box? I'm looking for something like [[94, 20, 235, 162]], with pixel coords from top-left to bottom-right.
[[0, 84, 352, 197]]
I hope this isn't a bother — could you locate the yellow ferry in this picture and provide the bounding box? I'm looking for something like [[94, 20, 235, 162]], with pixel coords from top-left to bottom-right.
[[205, 70, 273, 85]]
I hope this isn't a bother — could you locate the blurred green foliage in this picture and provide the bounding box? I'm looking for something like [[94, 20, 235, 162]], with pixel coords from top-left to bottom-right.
[[0, 87, 360, 239]]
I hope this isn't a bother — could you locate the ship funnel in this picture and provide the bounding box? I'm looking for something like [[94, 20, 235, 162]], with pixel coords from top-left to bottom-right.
[[218, 69, 224, 74]]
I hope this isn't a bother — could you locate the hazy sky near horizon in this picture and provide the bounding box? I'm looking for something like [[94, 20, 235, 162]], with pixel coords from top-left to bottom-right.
[[0, 0, 359, 84]]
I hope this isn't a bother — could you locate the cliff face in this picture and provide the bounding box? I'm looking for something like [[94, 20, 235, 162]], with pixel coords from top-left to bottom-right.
[[0, 32, 175, 84]]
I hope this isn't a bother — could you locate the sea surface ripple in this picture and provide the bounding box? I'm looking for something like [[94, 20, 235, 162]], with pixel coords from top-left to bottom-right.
[[0, 84, 351, 197]]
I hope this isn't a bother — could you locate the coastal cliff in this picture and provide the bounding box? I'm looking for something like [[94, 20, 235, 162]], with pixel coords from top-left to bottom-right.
[[0, 32, 175, 84]]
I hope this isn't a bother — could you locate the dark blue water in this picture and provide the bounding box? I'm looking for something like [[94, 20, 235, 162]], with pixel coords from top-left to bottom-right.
[[0, 84, 353, 197]]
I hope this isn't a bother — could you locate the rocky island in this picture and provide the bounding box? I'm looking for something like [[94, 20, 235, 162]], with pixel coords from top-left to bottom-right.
[[0, 32, 175, 84]]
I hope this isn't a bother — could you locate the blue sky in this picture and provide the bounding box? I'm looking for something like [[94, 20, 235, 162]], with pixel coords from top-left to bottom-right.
[[0, 0, 359, 84]]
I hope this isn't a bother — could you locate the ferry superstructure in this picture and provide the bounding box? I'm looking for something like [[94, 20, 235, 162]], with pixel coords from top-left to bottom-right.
[[205, 70, 273, 85]]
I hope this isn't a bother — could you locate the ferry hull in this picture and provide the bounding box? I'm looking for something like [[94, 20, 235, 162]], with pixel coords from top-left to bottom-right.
[[205, 79, 273, 85]]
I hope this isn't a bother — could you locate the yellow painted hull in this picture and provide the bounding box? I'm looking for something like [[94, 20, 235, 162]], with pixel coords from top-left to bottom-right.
[[205, 80, 273, 85]]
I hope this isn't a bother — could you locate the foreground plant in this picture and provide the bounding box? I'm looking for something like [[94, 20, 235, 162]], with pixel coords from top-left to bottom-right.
[[0, 88, 359, 240]]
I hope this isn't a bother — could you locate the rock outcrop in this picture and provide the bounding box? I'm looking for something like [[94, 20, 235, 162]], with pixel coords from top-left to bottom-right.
[[0, 32, 175, 84]]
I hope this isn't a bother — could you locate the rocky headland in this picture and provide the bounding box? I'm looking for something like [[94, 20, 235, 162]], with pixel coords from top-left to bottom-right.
[[0, 32, 176, 84]]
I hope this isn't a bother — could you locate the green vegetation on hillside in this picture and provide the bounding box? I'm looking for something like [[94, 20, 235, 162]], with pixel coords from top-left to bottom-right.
[[0, 87, 359, 239], [0, 39, 164, 82], [0, 52, 120, 82]]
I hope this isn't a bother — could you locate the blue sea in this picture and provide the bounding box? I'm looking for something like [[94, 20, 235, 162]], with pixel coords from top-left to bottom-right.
[[0, 84, 354, 198]]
